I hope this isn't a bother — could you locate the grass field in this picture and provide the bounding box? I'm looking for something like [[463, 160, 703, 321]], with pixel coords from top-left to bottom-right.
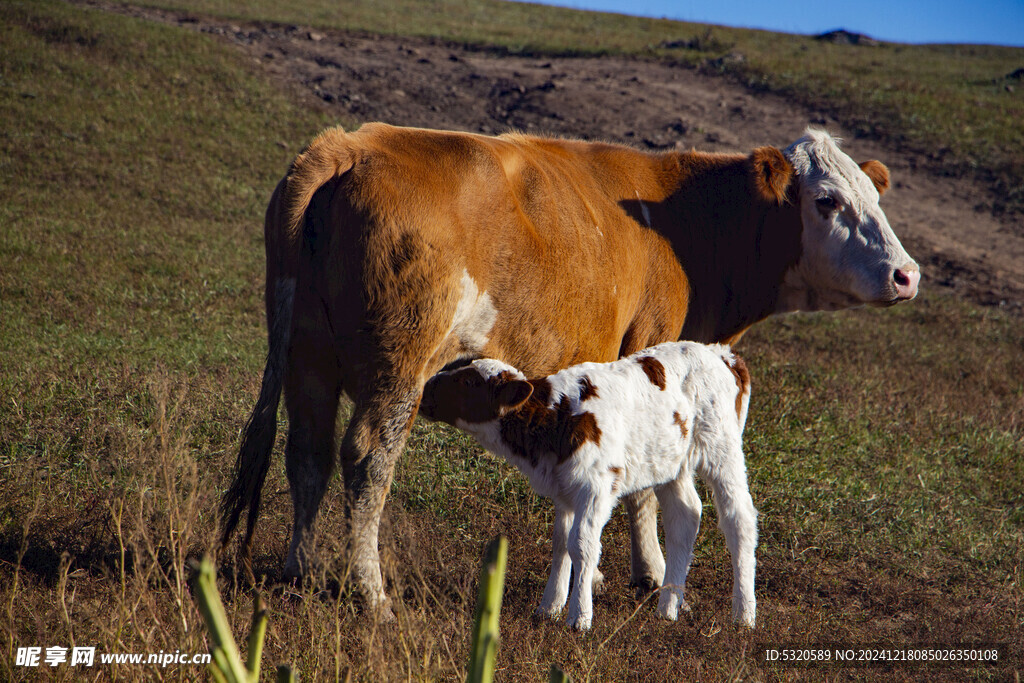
[[1, 0, 1022, 681]]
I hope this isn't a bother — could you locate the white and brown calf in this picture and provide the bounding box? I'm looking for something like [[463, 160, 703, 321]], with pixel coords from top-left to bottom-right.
[[419, 341, 757, 631]]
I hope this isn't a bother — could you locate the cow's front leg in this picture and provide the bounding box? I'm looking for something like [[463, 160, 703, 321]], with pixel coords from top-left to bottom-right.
[[340, 380, 421, 620], [617, 322, 680, 595], [623, 488, 666, 594]]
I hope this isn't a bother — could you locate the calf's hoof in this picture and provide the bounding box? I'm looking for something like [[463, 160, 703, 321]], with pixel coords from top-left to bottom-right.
[[567, 615, 592, 631], [375, 605, 397, 623], [656, 594, 690, 621], [366, 590, 396, 623], [732, 602, 756, 629], [533, 605, 562, 621]]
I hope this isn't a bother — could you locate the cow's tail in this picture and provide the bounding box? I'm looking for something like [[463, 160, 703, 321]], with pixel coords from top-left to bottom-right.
[[218, 274, 294, 560], [219, 126, 355, 559]]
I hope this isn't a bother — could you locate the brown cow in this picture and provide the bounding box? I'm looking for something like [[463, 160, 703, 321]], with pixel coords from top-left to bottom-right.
[[221, 123, 918, 616]]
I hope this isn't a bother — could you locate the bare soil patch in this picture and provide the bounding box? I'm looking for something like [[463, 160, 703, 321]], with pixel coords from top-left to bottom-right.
[[82, 0, 1024, 313]]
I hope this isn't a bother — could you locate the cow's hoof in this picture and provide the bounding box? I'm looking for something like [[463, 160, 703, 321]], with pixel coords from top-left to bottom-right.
[[279, 571, 307, 598], [630, 576, 660, 600]]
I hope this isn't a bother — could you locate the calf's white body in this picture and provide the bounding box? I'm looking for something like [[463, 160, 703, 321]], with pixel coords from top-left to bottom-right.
[[419, 341, 758, 630]]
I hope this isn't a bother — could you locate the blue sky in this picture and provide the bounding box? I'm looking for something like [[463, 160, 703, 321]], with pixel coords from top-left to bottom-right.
[[516, 0, 1024, 46]]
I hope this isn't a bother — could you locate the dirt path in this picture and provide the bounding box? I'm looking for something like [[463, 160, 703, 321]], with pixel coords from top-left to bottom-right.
[[85, 1, 1024, 312]]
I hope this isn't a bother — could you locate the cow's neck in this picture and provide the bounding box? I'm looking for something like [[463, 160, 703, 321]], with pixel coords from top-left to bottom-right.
[[658, 156, 803, 344]]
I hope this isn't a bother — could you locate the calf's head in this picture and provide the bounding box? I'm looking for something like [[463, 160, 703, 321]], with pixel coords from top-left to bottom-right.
[[760, 129, 920, 311], [419, 360, 534, 429]]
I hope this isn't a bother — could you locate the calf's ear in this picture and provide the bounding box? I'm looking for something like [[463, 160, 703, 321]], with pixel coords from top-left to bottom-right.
[[496, 380, 533, 411], [859, 160, 890, 195], [749, 147, 794, 204]]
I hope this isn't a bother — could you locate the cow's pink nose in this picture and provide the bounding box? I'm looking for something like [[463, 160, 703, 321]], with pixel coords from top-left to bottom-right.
[[893, 265, 920, 300]]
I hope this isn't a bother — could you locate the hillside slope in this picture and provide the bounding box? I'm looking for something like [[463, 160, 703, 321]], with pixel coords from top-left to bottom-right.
[[94, 1, 1024, 312]]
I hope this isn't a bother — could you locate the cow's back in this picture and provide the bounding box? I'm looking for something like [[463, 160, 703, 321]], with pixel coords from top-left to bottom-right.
[[313, 123, 689, 377]]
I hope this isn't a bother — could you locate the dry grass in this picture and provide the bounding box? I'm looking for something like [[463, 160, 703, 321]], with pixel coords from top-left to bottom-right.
[[1, 1, 1021, 681]]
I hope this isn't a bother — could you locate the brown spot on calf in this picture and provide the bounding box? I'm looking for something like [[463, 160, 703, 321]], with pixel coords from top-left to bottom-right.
[[672, 411, 689, 438], [637, 356, 667, 390], [609, 466, 623, 494], [500, 392, 602, 465], [529, 377, 553, 406], [578, 376, 599, 402]]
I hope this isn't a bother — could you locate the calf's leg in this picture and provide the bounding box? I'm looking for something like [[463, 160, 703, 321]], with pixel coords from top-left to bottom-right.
[[565, 493, 615, 631], [702, 441, 757, 628], [653, 474, 702, 620], [536, 502, 573, 619]]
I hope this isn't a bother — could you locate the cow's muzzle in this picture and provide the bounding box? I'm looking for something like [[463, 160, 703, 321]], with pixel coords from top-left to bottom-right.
[[892, 263, 921, 301]]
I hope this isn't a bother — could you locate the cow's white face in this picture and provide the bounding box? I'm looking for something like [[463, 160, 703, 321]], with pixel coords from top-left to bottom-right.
[[779, 130, 919, 311]]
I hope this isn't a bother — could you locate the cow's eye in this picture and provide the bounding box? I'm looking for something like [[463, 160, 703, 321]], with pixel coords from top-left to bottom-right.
[[815, 196, 837, 212]]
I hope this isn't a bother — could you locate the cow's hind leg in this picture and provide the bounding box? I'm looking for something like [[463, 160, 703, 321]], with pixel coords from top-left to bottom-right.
[[340, 373, 421, 618], [282, 306, 342, 582], [328, 232, 471, 615]]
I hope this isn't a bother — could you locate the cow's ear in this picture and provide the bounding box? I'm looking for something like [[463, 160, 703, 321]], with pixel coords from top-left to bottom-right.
[[496, 379, 533, 411], [859, 160, 890, 195], [749, 147, 794, 204]]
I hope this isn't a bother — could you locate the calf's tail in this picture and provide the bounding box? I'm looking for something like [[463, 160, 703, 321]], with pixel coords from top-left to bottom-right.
[[725, 351, 752, 431], [711, 344, 752, 432]]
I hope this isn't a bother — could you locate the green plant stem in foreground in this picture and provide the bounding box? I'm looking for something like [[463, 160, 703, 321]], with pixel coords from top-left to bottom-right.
[[245, 594, 269, 676], [194, 556, 270, 683], [467, 536, 509, 683], [549, 663, 572, 683]]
